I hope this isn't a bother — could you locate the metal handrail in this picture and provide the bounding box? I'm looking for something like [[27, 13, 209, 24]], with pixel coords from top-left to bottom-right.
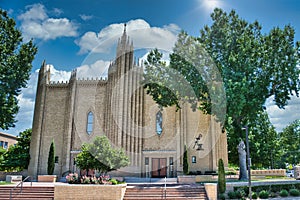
[[10, 176, 32, 200], [164, 177, 166, 200]]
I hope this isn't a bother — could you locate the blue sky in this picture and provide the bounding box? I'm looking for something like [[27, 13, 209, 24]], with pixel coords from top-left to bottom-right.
[[1, 0, 300, 135]]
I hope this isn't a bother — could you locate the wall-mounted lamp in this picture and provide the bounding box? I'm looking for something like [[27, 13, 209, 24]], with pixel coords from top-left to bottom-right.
[[193, 134, 204, 151]]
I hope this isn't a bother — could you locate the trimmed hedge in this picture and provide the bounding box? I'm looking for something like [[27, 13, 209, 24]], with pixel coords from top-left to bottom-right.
[[258, 190, 269, 199], [279, 189, 289, 197], [234, 183, 300, 195], [252, 192, 258, 199], [289, 188, 300, 196]]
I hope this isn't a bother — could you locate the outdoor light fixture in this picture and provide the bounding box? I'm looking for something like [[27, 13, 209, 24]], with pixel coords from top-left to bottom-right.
[[193, 134, 204, 151]]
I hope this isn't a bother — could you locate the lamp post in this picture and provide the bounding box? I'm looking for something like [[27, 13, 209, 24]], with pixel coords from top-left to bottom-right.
[[242, 126, 252, 200]]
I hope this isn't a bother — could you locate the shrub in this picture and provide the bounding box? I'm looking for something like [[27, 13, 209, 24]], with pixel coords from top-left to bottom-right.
[[81, 176, 91, 184], [279, 189, 289, 197], [252, 192, 258, 199], [47, 141, 55, 175], [218, 159, 226, 194], [235, 188, 246, 198], [289, 188, 300, 196], [183, 145, 189, 175], [110, 178, 118, 185], [258, 190, 269, 199], [66, 173, 121, 185], [218, 193, 226, 200], [66, 173, 80, 184], [227, 191, 237, 199], [225, 171, 236, 175]]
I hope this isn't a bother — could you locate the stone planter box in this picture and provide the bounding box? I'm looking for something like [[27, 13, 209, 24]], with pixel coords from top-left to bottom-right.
[[6, 175, 22, 183], [195, 175, 214, 182], [177, 175, 196, 184], [294, 166, 300, 179], [204, 183, 217, 200], [54, 184, 127, 200], [38, 175, 57, 182]]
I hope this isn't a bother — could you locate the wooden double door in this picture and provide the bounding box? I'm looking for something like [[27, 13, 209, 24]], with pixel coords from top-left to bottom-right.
[[151, 158, 167, 178]]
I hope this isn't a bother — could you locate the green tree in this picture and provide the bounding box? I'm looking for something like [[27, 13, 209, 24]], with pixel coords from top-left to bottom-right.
[[1, 129, 32, 171], [47, 140, 55, 175], [0, 147, 6, 170], [218, 159, 226, 195], [279, 119, 300, 166], [75, 145, 98, 175], [76, 136, 129, 174], [0, 9, 37, 129], [143, 8, 300, 166], [247, 111, 282, 169], [183, 145, 189, 175]]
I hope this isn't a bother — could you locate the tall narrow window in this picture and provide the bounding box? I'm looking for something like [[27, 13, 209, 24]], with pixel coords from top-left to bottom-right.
[[87, 111, 93, 135], [156, 111, 162, 135], [192, 156, 196, 163]]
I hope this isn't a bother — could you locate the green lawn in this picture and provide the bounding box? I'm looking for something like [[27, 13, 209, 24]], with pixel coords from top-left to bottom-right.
[[0, 181, 13, 185]]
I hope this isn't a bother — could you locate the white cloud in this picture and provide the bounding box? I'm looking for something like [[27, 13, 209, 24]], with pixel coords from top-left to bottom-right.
[[47, 64, 71, 82], [18, 4, 47, 21], [75, 19, 180, 55], [79, 14, 93, 21], [77, 60, 110, 79], [18, 4, 78, 41], [52, 8, 63, 16], [266, 95, 300, 132]]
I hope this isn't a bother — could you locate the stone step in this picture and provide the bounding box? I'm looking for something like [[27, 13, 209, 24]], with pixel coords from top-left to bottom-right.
[[124, 198, 206, 200], [0, 186, 54, 200], [123, 185, 207, 200], [125, 177, 178, 183]]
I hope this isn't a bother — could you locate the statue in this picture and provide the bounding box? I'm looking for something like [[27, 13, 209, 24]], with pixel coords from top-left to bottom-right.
[[238, 140, 248, 180]]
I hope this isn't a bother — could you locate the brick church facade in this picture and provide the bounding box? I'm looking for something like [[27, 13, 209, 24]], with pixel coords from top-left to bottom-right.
[[28, 26, 228, 179]]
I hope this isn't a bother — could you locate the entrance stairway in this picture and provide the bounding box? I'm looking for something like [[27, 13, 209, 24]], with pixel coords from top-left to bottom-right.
[[123, 184, 208, 200], [0, 186, 54, 200]]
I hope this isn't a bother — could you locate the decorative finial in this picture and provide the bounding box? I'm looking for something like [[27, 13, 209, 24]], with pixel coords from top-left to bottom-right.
[[124, 23, 127, 33]]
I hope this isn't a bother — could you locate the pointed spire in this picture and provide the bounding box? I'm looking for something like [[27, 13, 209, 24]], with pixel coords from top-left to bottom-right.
[[123, 23, 127, 34], [121, 23, 127, 44]]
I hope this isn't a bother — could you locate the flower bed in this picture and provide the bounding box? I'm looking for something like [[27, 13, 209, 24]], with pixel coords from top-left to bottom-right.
[[66, 173, 123, 185], [55, 173, 127, 199]]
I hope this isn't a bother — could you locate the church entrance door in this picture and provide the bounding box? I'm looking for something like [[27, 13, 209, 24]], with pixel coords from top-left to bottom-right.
[[151, 158, 167, 178]]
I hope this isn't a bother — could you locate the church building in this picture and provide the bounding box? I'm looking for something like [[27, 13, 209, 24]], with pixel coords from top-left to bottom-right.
[[28, 25, 228, 179]]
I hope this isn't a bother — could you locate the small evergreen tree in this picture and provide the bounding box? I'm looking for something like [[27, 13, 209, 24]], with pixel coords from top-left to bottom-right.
[[218, 158, 226, 194], [183, 145, 189, 175], [47, 140, 55, 175]]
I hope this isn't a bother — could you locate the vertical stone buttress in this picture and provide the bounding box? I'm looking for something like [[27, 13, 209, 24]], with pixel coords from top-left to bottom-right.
[[28, 61, 50, 179], [63, 70, 77, 175], [138, 65, 144, 172], [106, 25, 136, 159]]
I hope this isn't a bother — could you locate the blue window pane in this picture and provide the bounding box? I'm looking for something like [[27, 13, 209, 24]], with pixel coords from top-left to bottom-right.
[[87, 112, 93, 134], [0, 141, 3, 148], [156, 111, 162, 135]]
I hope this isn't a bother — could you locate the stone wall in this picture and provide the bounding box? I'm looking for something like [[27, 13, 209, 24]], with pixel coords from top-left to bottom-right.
[[54, 184, 127, 200]]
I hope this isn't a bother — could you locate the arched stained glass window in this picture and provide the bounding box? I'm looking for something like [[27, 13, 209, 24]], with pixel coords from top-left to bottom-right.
[[156, 111, 162, 135], [87, 111, 93, 135]]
